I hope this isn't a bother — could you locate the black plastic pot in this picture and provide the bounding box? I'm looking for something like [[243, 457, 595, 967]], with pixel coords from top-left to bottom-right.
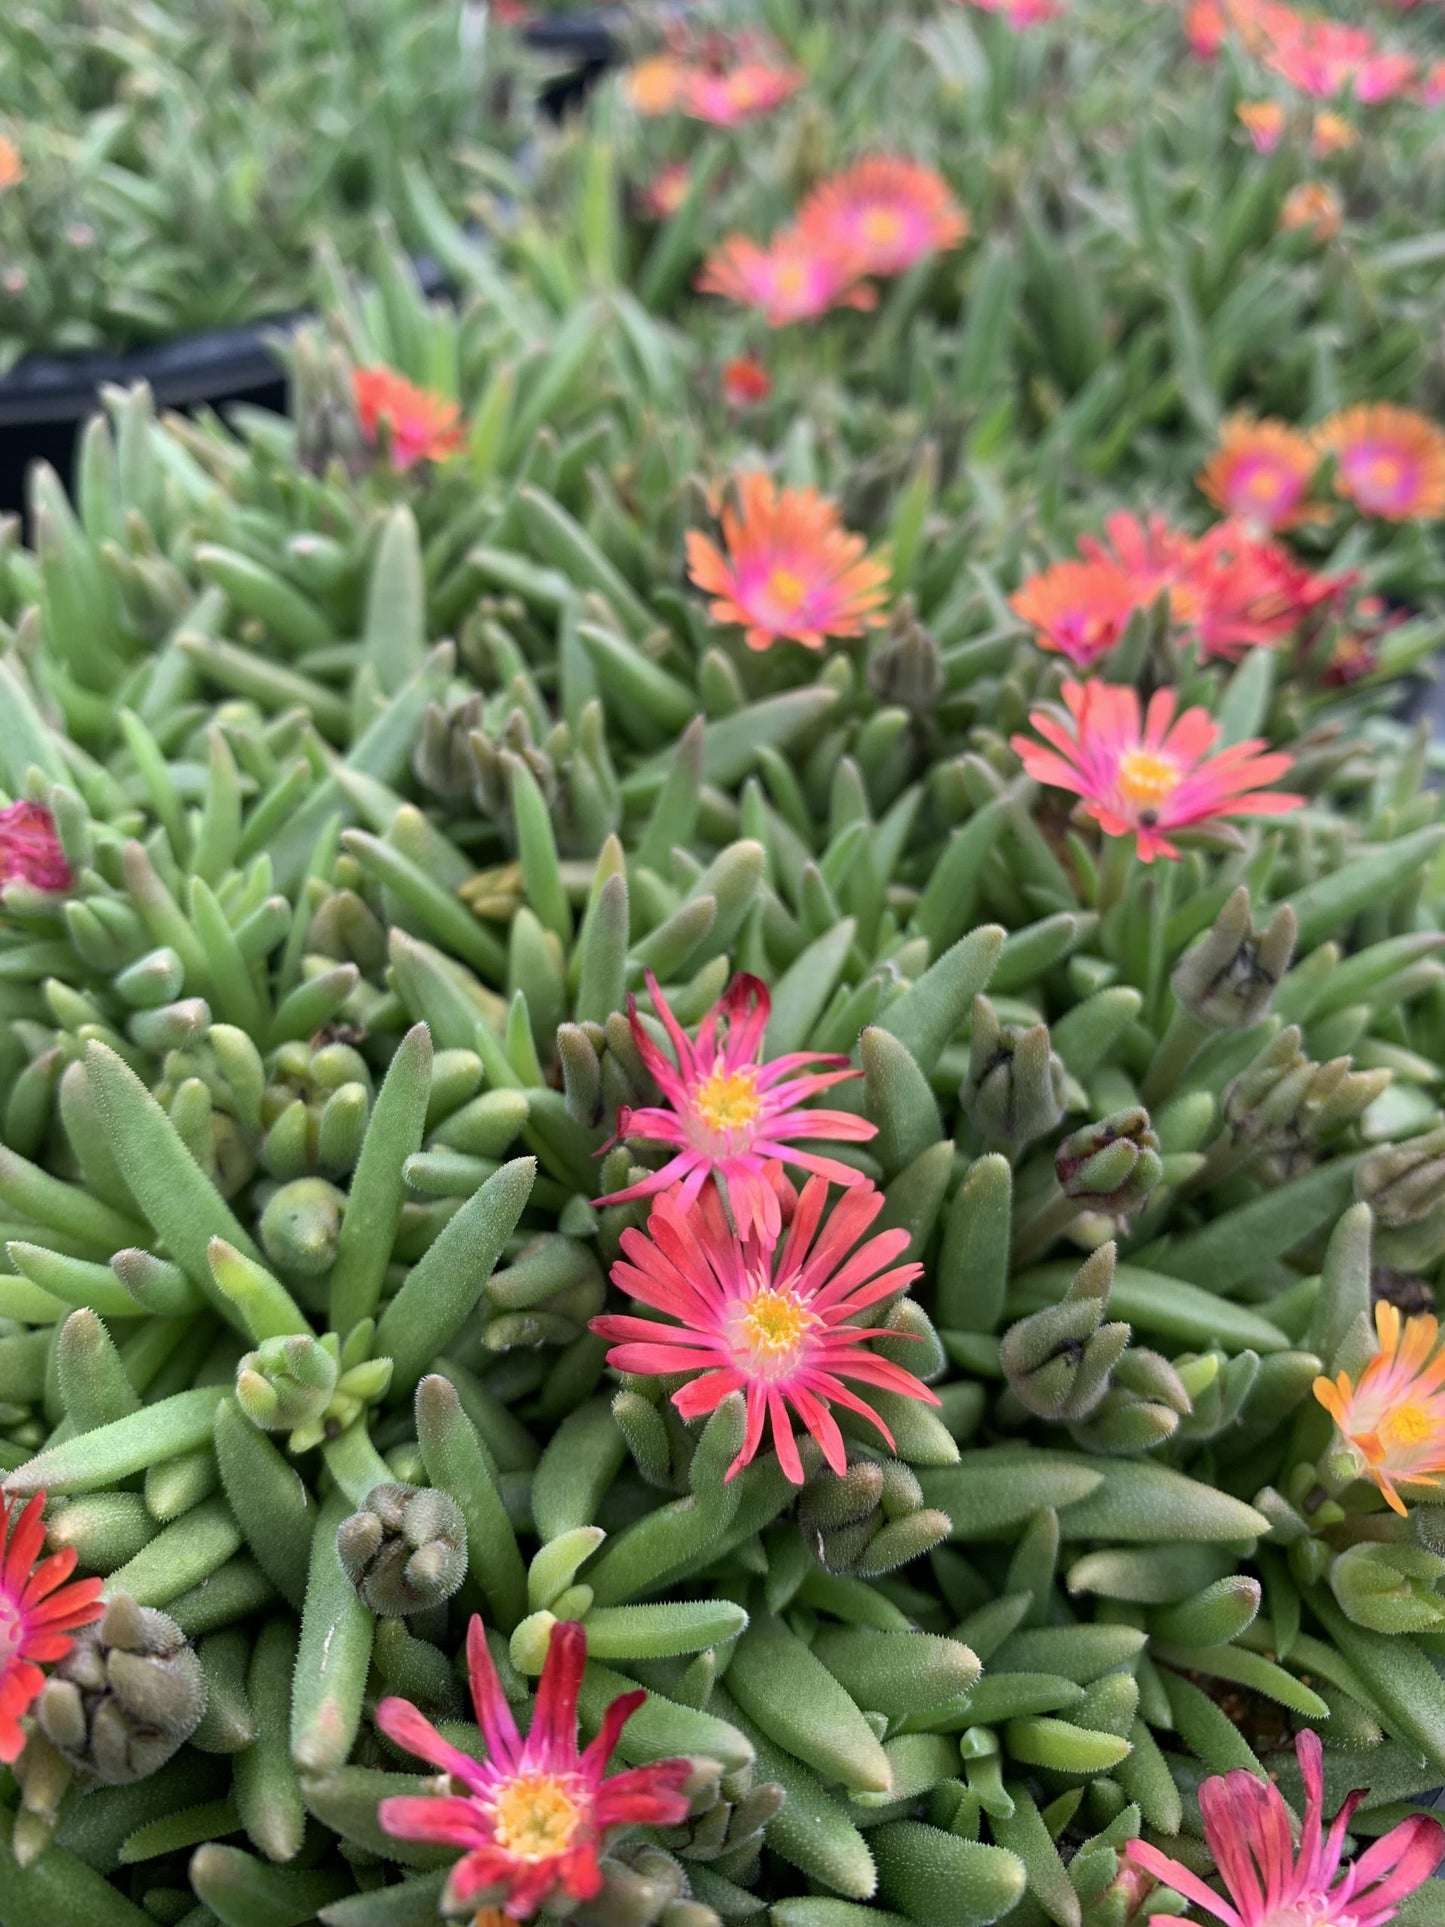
[[523, 10, 624, 118]]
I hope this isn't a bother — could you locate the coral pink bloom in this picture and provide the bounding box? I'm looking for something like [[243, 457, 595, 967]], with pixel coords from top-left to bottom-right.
[[1237, 101, 1286, 151], [1423, 60, 1445, 106], [1196, 416, 1321, 531], [1316, 405, 1445, 521], [1355, 51, 1415, 102], [1280, 179, 1342, 240], [962, 0, 1066, 28], [685, 471, 889, 653], [1315, 1301, 1445, 1514], [378, 1617, 691, 1921], [1012, 679, 1301, 863], [0, 802, 71, 894], [1078, 511, 1199, 616], [1186, 0, 1227, 56], [1128, 1730, 1443, 1927], [696, 230, 876, 327], [594, 1175, 937, 1483], [798, 157, 969, 277], [640, 162, 692, 221], [594, 969, 876, 1241], [1184, 522, 1350, 660], [1311, 109, 1357, 155], [721, 355, 772, 408], [683, 62, 805, 125], [1010, 558, 1137, 668], [0, 1491, 103, 1763], [353, 367, 464, 472]]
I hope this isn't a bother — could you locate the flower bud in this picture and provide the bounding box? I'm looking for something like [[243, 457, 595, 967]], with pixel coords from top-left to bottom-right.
[[259, 1177, 345, 1275], [1055, 1110, 1162, 1214], [1169, 887, 1295, 1030], [236, 1333, 338, 1433], [414, 694, 485, 796], [1224, 1030, 1387, 1152], [868, 597, 945, 714], [1356, 1126, 1445, 1228], [36, 1594, 206, 1784], [1001, 1245, 1130, 1421], [964, 996, 1067, 1148], [1330, 1541, 1445, 1636], [337, 1482, 467, 1616]]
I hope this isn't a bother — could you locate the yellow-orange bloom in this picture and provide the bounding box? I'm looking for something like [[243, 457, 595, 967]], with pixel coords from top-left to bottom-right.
[[1279, 181, 1341, 242], [1237, 102, 1285, 152], [1196, 415, 1321, 531], [1315, 405, 1445, 521], [1311, 111, 1357, 157], [627, 56, 687, 115], [0, 137, 23, 192], [1315, 1303, 1445, 1515], [685, 473, 889, 652]]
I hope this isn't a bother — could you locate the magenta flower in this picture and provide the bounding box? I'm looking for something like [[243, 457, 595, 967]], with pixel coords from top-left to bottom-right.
[[592, 1174, 937, 1483], [1128, 1730, 1443, 1927], [594, 970, 877, 1241], [378, 1617, 692, 1921], [0, 802, 71, 894]]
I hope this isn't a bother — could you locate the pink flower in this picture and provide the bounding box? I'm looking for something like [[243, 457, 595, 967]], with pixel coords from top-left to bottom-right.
[[1422, 60, 1445, 105], [1236, 101, 1286, 151], [798, 157, 969, 277], [378, 1617, 692, 1921], [1010, 557, 1138, 668], [1127, 1730, 1443, 1927], [0, 1491, 104, 1763], [594, 970, 877, 1241], [593, 1174, 938, 1482], [1012, 678, 1302, 863], [1184, 520, 1351, 660], [353, 367, 464, 471], [696, 230, 877, 326], [683, 62, 805, 126], [0, 802, 71, 894], [962, 0, 1066, 28]]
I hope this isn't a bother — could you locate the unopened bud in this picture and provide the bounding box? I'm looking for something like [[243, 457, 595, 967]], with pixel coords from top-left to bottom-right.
[[1055, 1110, 1162, 1214], [1330, 1541, 1445, 1635], [236, 1333, 338, 1433], [36, 1594, 205, 1784], [414, 695, 485, 796], [869, 598, 945, 714], [1357, 1127, 1445, 1228], [259, 1177, 345, 1276], [1001, 1247, 1129, 1421], [337, 1483, 467, 1616], [1225, 1030, 1387, 1150], [964, 996, 1067, 1147], [1170, 887, 1295, 1029]]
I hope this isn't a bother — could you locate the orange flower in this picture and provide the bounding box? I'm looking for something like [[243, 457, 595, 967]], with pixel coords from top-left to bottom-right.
[[1010, 559, 1137, 668], [685, 472, 889, 652], [1012, 679, 1300, 863], [0, 137, 22, 192], [1237, 101, 1286, 151], [353, 368, 464, 472], [627, 55, 687, 115], [1311, 110, 1357, 156], [1316, 405, 1445, 521], [640, 162, 693, 221], [721, 356, 772, 408], [1196, 416, 1321, 530], [797, 157, 969, 278], [1315, 1303, 1445, 1514], [696, 231, 876, 327], [1279, 180, 1342, 241]]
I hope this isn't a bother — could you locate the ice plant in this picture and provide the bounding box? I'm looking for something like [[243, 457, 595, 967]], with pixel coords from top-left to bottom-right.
[[353, 367, 464, 472], [1314, 1302, 1445, 1514], [683, 61, 806, 125], [1184, 521, 1349, 658], [1010, 558, 1137, 667], [1078, 510, 1200, 616], [962, 0, 1067, 28], [0, 137, 21, 192], [0, 1491, 104, 1763], [1315, 405, 1445, 521], [1237, 101, 1285, 151], [1197, 416, 1321, 529], [696, 230, 877, 326], [594, 969, 876, 1240], [626, 56, 686, 116], [721, 355, 772, 408], [1279, 179, 1343, 240], [1012, 679, 1301, 862], [639, 162, 692, 221], [377, 1617, 692, 1919], [798, 157, 969, 277], [685, 471, 890, 653], [1127, 1729, 1443, 1926], [0, 802, 71, 894], [593, 1174, 938, 1482], [1312, 109, 1357, 154]]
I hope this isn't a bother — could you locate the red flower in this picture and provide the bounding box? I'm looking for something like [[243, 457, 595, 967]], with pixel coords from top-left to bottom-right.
[[797, 157, 969, 278], [594, 969, 876, 1241], [1184, 521, 1351, 660], [353, 367, 464, 472], [0, 802, 71, 894], [0, 1491, 103, 1763], [594, 1174, 937, 1483], [378, 1617, 692, 1921], [1012, 678, 1301, 863], [721, 356, 772, 408]]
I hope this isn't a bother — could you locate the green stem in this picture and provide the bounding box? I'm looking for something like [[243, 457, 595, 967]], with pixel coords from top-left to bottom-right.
[[1139, 1006, 1209, 1110], [1011, 1188, 1084, 1268], [322, 1424, 392, 1506]]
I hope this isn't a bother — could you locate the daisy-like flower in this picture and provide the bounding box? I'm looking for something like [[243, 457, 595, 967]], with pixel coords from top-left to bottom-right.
[[1354, 50, 1416, 102], [1196, 416, 1321, 530], [353, 367, 464, 472], [685, 471, 889, 653], [696, 230, 877, 327], [1011, 678, 1301, 863], [1237, 101, 1286, 151], [1078, 510, 1199, 616], [1186, 0, 1227, 57], [0, 1490, 104, 1763], [378, 1617, 692, 1921], [1185, 521, 1350, 660], [594, 969, 876, 1240], [1315, 405, 1445, 521], [0, 802, 71, 894], [1010, 558, 1138, 668], [721, 355, 772, 408], [797, 157, 969, 278], [626, 55, 687, 116], [1312, 109, 1357, 154], [593, 1174, 938, 1482], [639, 162, 692, 221], [1127, 1729, 1443, 1927], [1279, 179, 1342, 240], [1315, 1301, 1445, 1514], [0, 137, 22, 192], [683, 61, 806, 125]]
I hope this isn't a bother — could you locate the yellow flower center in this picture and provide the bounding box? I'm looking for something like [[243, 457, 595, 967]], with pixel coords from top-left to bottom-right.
[[735, 1284, 818, 1369], [764, 566, 809, 613], [1381, 1401, 1437, 1450], [1245, 467, 1286, 501], [1365, 453, 1404, 491], [693, 1065, 762, 1133], [491, 1771, 583, 1863], [773, 260, 808, 299], [1116, 748, 1181, 811], [862, 207, 905, 246]]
